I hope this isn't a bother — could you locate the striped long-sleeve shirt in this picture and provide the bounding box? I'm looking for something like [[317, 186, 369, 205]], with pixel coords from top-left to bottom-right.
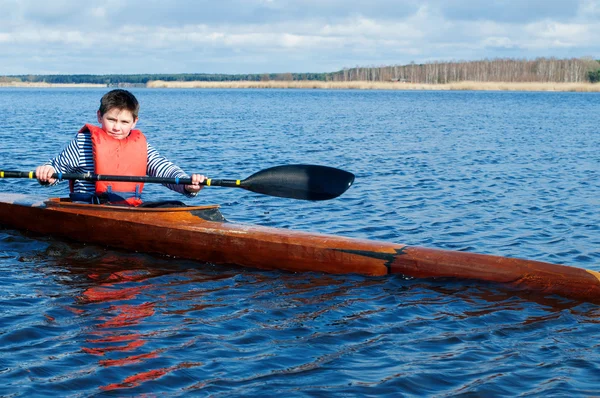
[[48, 132, 196, 197]]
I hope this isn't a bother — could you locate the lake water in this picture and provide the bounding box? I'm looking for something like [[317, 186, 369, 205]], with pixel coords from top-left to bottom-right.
[[0, 87, 599, 396]]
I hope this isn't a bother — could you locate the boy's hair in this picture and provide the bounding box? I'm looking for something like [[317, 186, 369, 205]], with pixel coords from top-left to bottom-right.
[[99, 89, 140, 119]]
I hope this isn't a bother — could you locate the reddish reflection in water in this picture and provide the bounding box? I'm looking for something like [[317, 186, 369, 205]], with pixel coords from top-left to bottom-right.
[[65, 257, 214, 393], [82, 286, 145, 303], [82, 336, 146, 356], [75, 263, 164, 392], [101, 362, 201, 391], [88, 269, 154, 283], [96, 302, 156, 329], [99, 351, 160, 367]]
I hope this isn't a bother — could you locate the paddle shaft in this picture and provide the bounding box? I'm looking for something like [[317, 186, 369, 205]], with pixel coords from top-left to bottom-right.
[[1, 165, 355, 200], [0, 170, 239, 187]]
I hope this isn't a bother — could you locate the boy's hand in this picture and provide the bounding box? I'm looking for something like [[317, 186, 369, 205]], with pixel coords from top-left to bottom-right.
[[185, 174, 206, 194], [35, 165, 57, 185]]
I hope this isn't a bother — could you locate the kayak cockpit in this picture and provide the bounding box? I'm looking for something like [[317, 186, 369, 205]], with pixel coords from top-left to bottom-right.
[[43, 198, 227, 222]]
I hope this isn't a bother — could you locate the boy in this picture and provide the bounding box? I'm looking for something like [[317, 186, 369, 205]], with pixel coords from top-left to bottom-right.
[[35, 89, 205, 206]]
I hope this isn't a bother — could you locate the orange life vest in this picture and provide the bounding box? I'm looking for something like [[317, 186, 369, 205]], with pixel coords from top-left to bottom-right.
[[76, 124, 147, 206]]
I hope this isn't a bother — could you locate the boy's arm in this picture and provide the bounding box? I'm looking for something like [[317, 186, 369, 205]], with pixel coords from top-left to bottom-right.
[[146, 143, 198, 197], [37, 135, 82, 185]]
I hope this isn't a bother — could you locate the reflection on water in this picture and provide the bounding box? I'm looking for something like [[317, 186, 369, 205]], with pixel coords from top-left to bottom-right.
[[1, 88, 599, 395]]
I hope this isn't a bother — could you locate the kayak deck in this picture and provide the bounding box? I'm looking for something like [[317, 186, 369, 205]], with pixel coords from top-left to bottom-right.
[[1, 194, 600, 303], [1, 195, 396, 276]]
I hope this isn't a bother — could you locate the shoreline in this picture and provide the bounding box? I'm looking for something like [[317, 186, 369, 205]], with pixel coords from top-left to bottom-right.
[[146, 80, 600, 92], [2, 81, 600, 92]]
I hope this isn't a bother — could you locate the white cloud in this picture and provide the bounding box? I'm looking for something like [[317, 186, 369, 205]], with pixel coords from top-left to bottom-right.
[[527, 21, 589, 41], [89, 7, 107, 19], [482, 37, 517, 49]]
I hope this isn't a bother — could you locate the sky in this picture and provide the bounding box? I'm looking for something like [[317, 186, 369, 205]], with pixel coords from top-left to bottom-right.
[[1, 0, 600, 75]]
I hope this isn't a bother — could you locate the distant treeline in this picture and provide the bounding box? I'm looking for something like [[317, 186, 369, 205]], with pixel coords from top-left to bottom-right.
[[331, 57, 600, 84], [2, 57, 600, 84], [0, 72, 328, 85]]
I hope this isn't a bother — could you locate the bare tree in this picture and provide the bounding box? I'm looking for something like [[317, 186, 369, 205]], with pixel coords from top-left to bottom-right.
[[331, 57, 600, 83]]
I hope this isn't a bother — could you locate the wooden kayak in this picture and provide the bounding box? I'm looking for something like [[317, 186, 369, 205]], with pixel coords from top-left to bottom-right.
[[1, 193, 599, 302]]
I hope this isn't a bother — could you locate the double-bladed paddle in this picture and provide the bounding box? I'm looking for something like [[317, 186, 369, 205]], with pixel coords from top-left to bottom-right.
[[0, 164, 355, 201]]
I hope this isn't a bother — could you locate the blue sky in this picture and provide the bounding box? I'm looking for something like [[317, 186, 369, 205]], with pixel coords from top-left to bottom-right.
[[1, 0, 599, 75]]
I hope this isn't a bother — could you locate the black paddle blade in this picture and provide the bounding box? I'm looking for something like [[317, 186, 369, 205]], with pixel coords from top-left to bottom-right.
[[241, 164, 355, 201]]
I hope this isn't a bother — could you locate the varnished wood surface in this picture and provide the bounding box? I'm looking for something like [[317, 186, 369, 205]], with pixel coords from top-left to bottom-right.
[[1, 196, 599, 303]]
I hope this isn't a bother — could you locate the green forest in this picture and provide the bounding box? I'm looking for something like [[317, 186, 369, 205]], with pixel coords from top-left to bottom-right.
[[2, 57, 600, 85]]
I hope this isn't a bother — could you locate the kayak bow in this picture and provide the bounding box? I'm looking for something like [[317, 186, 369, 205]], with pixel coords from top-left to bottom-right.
[[1, 193, 599, 303]]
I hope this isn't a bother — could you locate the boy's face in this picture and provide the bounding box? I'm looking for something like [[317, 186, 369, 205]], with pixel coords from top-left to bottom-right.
[[97, 108, 138, 140]]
